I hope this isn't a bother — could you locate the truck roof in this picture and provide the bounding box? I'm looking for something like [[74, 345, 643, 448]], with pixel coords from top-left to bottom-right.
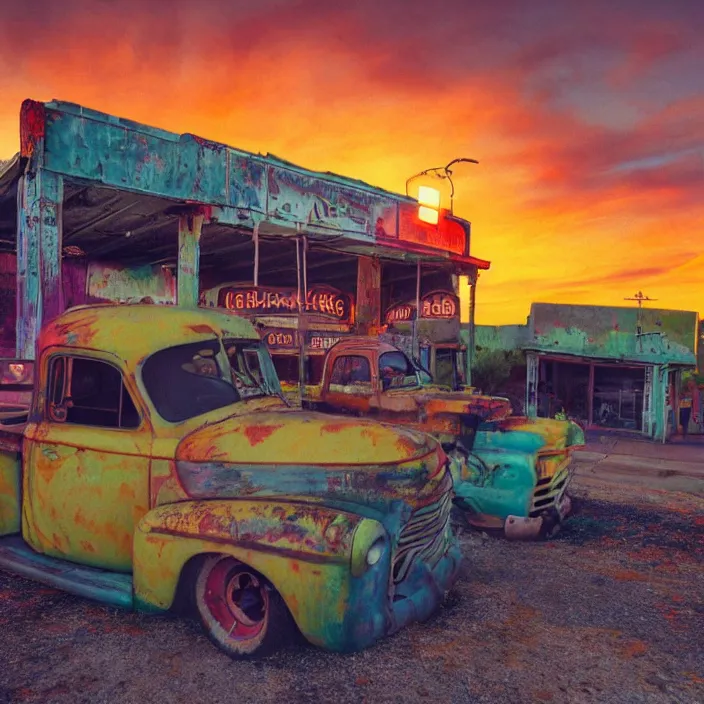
[[328, 337, 400, 356], [37, 304, 261, 363]]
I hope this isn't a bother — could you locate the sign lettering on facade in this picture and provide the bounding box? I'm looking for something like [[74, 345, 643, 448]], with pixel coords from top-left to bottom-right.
[[260, 328, 299, 349], [308, 334, 342, 351], [219, 285, 353, 323], [385, 291, 459, 325], [256, 327, 345, 352]]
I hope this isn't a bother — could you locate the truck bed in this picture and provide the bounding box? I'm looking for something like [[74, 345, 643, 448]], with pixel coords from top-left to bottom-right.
[[0, 412, 28, 454]]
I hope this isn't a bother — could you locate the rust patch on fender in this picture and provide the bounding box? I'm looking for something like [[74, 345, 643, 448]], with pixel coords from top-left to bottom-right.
[[243, 424, 283, 446], [187, 324, 217, 335]]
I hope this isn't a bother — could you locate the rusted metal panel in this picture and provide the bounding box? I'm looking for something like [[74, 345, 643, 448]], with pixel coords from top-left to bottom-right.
[[305, 337, 586, 539], [23, 418, 152, 572], [18, 99, 483, 264], [177, 213, 203, 307], [36, 304, 260, 370], [266, 164, 398, 241], [1, 304, 463, 656], [528, 303, 698, 366], [16, 169, 64, 359]]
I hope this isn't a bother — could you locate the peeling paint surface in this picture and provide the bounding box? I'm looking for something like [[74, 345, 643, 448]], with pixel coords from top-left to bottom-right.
[[0, 304, 461, 655], [86, 262, 175, 305], [28, 98, 485, 267], [528, 303, 698, 365], [306, 336, 585, 535]]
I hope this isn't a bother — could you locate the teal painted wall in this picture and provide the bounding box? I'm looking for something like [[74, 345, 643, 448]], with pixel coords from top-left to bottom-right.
[[463, 324, 530, 353], [527, 303, 698, 366]]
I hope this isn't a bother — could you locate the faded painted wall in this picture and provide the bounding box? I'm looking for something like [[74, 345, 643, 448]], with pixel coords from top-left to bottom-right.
[[0, 254, 175, 356], [86, 262, 175, 304], [461, 324, 529, 354], [0, 255, 91, 356], [527, 303, 698, 366]]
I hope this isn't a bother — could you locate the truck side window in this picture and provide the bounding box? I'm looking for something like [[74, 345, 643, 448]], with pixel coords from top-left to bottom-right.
[[47, 356, 140, 429], [329, 355, 371, 393]]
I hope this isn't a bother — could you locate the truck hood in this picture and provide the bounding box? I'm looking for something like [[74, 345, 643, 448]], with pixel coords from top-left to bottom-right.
[[379, 388, 513, 423], [475, 416, 586, 454], [174, 410, 448, 513]]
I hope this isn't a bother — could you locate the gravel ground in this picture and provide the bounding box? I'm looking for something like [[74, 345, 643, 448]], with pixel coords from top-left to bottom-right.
[[1, 481, 702, 704]]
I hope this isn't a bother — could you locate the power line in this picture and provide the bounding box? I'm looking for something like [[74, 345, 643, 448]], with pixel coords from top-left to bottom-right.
[[624, 291, 657, 309]]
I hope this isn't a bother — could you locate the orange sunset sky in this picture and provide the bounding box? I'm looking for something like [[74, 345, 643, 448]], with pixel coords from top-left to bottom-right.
[[0, 0, 702, 325]]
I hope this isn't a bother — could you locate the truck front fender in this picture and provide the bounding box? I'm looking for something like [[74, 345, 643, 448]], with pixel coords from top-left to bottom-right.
[[450, 447, 537, 522], [133, 499, 378, 649]]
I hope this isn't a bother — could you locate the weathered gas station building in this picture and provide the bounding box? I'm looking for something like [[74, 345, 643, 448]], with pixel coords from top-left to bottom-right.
[[0, 99, 489, 387]]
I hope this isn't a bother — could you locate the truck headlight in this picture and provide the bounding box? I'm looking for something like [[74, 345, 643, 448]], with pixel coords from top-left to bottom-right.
[[366, 537, 385, 566], [351, 519, 387, 576]]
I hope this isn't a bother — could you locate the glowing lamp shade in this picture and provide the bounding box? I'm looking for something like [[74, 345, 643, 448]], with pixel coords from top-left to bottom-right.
[[418, 205, 439, 225], [417, 186, 441, 208]]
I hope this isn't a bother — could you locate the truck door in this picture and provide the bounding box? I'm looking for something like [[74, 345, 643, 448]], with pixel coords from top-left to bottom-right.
[[323, 353, 375, 415], [22, 352, 151, 572]]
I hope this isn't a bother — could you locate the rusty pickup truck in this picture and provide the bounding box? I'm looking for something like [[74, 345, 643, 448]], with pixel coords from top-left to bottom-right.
[[0, 305, 460, 658], [302, 337, 585, 539]]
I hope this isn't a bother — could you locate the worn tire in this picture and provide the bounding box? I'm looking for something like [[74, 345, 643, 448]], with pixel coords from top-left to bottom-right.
[[193, 555, 292, 659]]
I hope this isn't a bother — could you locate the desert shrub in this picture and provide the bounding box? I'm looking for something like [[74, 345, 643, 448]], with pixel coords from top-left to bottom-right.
[[471, 348, 525, 396]]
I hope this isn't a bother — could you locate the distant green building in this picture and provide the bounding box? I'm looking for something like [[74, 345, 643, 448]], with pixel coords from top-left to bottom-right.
[[464, 303, 700, 442]]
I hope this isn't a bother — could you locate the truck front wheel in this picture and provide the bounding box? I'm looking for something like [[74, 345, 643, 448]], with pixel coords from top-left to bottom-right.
[[194, 555, 292, 658]]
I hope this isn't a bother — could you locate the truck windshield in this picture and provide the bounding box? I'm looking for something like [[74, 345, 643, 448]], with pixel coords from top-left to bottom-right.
[[142, 338, 281, 423], [379, 351, 420, 390]]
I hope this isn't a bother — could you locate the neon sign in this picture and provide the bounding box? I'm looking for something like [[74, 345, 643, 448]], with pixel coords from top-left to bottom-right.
[[260, 328, 299, 349], [421, 291, 458, 319], [386, 305, 415, 324], [219, 285, 353, 323], [385, 291, 459, 325]]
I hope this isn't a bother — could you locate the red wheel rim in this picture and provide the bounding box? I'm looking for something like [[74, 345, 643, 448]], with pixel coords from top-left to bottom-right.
[[203, 560, 269, 642]]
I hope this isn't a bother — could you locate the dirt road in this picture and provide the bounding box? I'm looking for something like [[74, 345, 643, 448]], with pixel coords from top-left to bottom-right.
[[1, 481, 702, 703]]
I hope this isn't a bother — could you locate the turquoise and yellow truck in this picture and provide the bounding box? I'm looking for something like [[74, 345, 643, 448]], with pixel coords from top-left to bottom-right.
[[0, 304, 460, 657], [303, 337, 585, 539]]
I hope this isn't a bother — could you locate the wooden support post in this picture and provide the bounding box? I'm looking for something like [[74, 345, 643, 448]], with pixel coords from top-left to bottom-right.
[[587, 362, 595, 427], [355, 256, 381, 335], [412, 260, 421, 358], [467, 273, 477, 387], [177, 212, 204, 307], [16, 169, 64, 359]]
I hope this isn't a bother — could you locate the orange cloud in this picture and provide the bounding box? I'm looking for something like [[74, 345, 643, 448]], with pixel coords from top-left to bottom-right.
[[0, 0, 701, 325]]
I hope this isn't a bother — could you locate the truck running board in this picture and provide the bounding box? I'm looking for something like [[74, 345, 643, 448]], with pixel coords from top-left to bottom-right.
[[0, 536, 133, 609]]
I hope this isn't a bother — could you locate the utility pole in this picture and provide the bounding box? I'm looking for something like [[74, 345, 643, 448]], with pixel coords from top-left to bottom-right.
[[624, 291, 657, 336]]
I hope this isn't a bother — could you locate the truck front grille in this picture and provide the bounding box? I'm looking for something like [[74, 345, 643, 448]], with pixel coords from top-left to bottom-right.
[[392, 469, 453, 584], [530, 458, 570, 517]]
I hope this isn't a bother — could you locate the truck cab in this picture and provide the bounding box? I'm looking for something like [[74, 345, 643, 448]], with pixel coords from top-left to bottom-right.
[[305, 337, 585, 539], [0, 305, 460, 657]]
